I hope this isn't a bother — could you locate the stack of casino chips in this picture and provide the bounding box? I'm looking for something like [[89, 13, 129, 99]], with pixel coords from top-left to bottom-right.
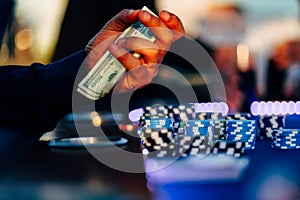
[[192, 112, 226, 140], [173, 119, 225, 139], [137, 104, 248, 158], [185, 119, 227, 140], [184, 120, 216, 155], [143, 119, 215, 158], [139, 118, 246, 158], [211, 140, 245, 157], [224, 113, 252, 140], [225, 120, 257, 150], [271, 129, 300, 150], [258, 115, 284, 139]]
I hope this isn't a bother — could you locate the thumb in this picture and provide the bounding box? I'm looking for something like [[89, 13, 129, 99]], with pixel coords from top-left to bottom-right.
[[85, 9, 140, 66]]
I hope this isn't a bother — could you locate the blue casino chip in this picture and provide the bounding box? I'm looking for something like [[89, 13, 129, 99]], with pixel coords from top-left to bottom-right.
[[258, 115, 284, 139], [271, 128, 300, 150], [185, 120, 213, 136], [224, 119, 257, 150], [283, 114, 300, 129], [194, 112, 224, 120], [225, 113, 252, 120], [139, 116, 173, 129]]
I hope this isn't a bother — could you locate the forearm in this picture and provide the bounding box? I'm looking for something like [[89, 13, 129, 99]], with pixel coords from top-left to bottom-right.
[[0, 50, 85, 133]]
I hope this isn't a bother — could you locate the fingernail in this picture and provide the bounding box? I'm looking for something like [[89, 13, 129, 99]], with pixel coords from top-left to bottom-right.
[[128, 9, 134, 15], [162, 11, 170, 21], [117, 38, 125, 45], [143, 12, 151, 21]]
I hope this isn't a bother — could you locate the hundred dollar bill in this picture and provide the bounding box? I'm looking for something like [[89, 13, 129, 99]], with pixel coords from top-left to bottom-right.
[[78, 6, 157, 100]]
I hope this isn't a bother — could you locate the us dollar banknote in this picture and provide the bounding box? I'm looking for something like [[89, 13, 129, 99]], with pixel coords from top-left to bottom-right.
[[78, 6, 156, 100]]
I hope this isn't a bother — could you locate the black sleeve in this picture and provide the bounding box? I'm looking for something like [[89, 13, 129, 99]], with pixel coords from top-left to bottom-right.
[[0, 50, 85, 134]]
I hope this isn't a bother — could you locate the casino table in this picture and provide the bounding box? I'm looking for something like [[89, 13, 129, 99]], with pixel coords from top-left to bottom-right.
[[0, 124, 153, 200], [1, 113, 300, 200], [147, 139, 300, 200]]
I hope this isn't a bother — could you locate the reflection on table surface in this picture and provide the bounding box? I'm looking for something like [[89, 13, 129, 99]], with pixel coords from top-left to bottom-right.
[[0, 121, 151, 200], [1, 114, 300, 200]]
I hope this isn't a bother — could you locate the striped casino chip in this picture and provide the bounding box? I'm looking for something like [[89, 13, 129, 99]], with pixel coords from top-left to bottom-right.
[[144, 134, 212, 158], [258, 115, 284, 139], [166, 104, 195, 122], [140, 127, 174, 151], [185, 120, 213, 136], [139, 116, 173, 129], [174, 135, 213, 157], [211, 140, 245, 157], [166, 104, 180, 121], [194, 112, 223, 120], [225, 113, 252, 120], [178, 103, 195, 122], [143, 104, 168, 116], [271, 128, 300, 150], [226, 120, 257, 134], [225, 120, 257, 150]]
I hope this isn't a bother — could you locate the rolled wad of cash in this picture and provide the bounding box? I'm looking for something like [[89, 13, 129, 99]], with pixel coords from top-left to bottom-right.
[[77, 6, 156, 100]]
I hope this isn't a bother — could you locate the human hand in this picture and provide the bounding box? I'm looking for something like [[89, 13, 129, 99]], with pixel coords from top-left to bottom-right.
[[85, 8, 184, 93]]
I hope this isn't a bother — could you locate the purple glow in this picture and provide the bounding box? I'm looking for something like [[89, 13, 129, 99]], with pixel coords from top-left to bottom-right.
[[194, 103, 204, 113], [200, 103, 206, 112], [194, 102, 228, 116], [203, 103, 210, 112], [217, 103, 223, 113], [280, 101, 288, 115], [128, 108, 144, 122], [288, 101, 295, 115], [206, 102, 212, 110], [142, 148, 149, 155], [266, 101, 273, 114], [221, 102, 229, 116], [212, 103, 218, 112], [274, 101, 281, 115], [251, 101, 299, 116], [257, 102, 262, 115], [250, 101, 259, 115], [260, 101, 267, 115], [295, 102, 300, 114]]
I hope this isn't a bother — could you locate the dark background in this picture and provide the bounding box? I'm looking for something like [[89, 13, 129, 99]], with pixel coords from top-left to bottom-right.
[[53, 0, 156, 60]]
